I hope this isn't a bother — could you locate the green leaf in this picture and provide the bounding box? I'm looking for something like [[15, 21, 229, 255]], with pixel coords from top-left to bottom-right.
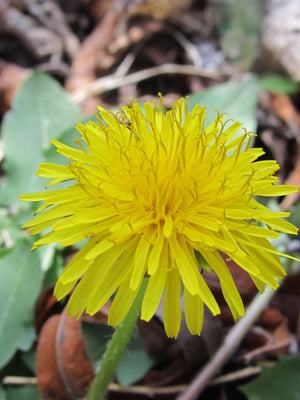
[[211, 0, 264, 71], [0, 239, 43, 368], [1, 352, 35, 377], [1, 70, 82, 206], [6, 386, 42, 400], [116, 327, 157, 386], [81, 321, 114, 367], [0, 207, 36, 249], [43, 114, 99, 165], [20, 350, 37, 374], [82, 322, 157, 386], [0, 386, 7, 400], [259, 75, 299, 95], [239, 355, 300, 400], [188, 77, 258, 133], [42, 249, 64, 289], [287, 201, 300, 233]]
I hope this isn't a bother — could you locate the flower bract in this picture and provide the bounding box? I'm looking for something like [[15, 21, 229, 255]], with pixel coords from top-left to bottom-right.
[[21, 96, 298, 338]]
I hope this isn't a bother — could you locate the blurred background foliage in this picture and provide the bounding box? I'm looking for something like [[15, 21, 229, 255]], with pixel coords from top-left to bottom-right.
[[0, 0, 300, 399]]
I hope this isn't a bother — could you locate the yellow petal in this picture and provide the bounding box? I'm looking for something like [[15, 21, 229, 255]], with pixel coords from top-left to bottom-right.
[[264, 218, 298, 235], [202, 249, 244, 316], [250, 273, 266, 292], [184, 288, 203, 335], [31, 225, 87, 250], [163, 268, 181, 339], [185, 215, 220, 232], [241, 225, 279, 239], [57, 237, 98, 284], [256, 184, 298, 196], [66, 242, 131, 316], [130, 229, 152, 290], [85, 238, 114, 260], [141, 241, 168, 321], [169, 235, 200, 295], [87, 241, 137, 314], [51, 139, 93, 163], [147, 226, 164, 276], [54, 279, 77, 301], [108, 275, 140, 327], [163, 214, 174, 238]]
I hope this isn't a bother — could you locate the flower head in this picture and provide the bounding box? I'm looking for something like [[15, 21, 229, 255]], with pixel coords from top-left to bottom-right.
[[21, 96, 298, 338]]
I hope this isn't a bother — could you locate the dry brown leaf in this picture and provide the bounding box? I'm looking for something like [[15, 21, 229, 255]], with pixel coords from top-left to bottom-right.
[[259, 308, 285, 330], [66, 9, 120, 93], [271, 294, 300, 333], [35, 287, 62, 333], [270, 94, 300, 134], [0, 61, 30, 114], [36, 312, 94, 400], [272, 319, 293, 356], [56, 311, 94, 398], [85, 0, 112, 21], [120, 0, 193, 20], [36, 315, 72, 400], [280, 142, 300, 209], [242, 317, 293, 364]]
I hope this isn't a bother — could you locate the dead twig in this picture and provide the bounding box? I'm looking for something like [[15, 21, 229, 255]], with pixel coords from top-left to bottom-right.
[[2, 377, 37, 385], [2, 366, 261, 394], [177, 285, 280, 400], [70, 63, 225, 104]]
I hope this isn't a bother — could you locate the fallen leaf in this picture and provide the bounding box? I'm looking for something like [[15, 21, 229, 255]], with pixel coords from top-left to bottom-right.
[[270, 294, 300, 333], [242, 318, 293, 364], [36, 315, 71, 400], [66, 9, 120, 93], [35, 287, 62, 334], [270, 94, 300, 134], [36, 311, 94, 400], [281, 143, 300, 209], [0, 61, 30, 114], [259, 308, 285, 330], [240, 355, 300, 400], [56, 311, 94, 398]]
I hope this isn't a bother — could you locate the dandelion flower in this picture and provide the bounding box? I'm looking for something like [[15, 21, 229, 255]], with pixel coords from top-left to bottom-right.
[[21, 96, 298, 338]]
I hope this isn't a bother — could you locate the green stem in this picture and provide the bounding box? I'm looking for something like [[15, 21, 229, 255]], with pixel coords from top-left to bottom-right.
[[86, 279, 147, 400]]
